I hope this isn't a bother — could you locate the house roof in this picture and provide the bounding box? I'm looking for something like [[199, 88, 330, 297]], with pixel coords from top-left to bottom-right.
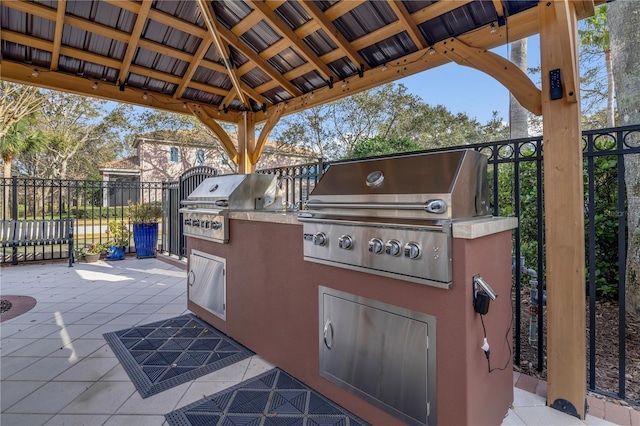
[[0, 0, 598, 125], [98, 155, 139, 171]]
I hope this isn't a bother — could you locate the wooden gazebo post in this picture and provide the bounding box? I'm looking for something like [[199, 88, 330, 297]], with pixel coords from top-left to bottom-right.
[[539, 0, 586, 419]]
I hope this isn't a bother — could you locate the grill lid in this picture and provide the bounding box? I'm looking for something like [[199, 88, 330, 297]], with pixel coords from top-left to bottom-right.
[[305, 149, 490, 220], [181, 174, 278, 211]]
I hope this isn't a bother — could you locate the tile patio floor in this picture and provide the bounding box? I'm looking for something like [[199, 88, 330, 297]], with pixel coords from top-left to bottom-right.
[[0, 258, 618, 425]]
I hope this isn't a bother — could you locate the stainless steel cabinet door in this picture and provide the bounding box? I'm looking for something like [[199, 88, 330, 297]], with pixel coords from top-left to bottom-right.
[[189, 250, 226, 320], [320, 287, 435, 426]]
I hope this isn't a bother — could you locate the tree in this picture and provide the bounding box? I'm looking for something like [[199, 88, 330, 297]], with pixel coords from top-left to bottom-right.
[[509, 39, 529, 138], [19, 92, 127, 179], [579, 5, 614, 127], [273, 83, 508, 159], [0, 81, 42, 139], [608, 1, 640, 314], [348, 135, 421, 159]]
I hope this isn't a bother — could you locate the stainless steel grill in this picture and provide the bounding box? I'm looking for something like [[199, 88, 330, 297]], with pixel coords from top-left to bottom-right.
[[179, 174, 279, 243], [299, 149, 490, 288]]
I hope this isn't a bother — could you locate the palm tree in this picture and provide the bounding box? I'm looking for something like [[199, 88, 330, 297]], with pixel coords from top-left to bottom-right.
[[1, 120, 46, 217], [509, 39, 529, 139]]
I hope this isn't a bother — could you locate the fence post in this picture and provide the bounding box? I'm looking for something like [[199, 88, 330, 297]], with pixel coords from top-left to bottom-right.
[[11, 176, 18, 265]]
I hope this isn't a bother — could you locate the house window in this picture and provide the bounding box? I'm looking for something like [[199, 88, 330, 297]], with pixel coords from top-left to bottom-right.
[[169, 147, 179, 162], [196, 149, 205, 165]]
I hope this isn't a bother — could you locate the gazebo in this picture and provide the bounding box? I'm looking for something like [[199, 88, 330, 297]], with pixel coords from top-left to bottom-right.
[[1, 0, 598, 419]]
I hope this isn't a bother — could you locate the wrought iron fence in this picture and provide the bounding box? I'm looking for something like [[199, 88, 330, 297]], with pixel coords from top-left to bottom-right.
[[0, 178, 163, 264]]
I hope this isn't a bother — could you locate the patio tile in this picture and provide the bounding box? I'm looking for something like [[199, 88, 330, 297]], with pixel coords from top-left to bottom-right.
[[100, 364, 131, 381], [123, 303, 163, 314], [48, 312, 91, 325], [6, 381, 89, 414], [501, 409, 526, 425], [0, 380, 46, 411], [0, 413, 53, 426], [193, 357, 250, 383], [49, 339, 108, 359], [513, 406, 588, 425], [8, 337, 66, 357], [104, 313, 151, 326], [117, 295, 152, 304], [0, 337, 39, 355], [0, 356, 41, 380], [9, 324, 61, 339], [0, 322, 36, 338], [144, 295, 180, 305], [103, 415, 167, 426], [115, 382, 191, 415], [69, 303, 110, 313], [61, 381, 136, 414], [43, 414, 111, 426], [53, 357, 120, 381], [243, 355, 276, 380], [83, 324, 128, 340], [99, 303, 139, 314], [176, 381, 239, 408], [9, 357, 75, 381], [33, 302, 81, 313], [54, 323, 101, 340], [512, 387, 547, 407], [71, 312, 121, 325], [5, 311, 55, 324]]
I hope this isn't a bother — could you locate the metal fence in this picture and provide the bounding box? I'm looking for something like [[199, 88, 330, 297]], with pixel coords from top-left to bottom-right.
[[0, 178, 163, 263]]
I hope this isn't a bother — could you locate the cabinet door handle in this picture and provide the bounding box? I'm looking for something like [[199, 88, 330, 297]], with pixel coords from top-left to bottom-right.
[[323, 319, 333, 349], [188, 270, 195, 286]]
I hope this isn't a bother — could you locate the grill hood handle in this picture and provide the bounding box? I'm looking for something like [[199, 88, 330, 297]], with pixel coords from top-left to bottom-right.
[[305, 199, 447, 214]]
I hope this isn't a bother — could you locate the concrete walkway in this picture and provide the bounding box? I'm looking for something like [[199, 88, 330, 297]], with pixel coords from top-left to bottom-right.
[[0, 259, 619, 425]]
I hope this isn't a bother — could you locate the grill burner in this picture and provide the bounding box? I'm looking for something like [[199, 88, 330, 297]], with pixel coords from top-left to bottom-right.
[[179, 174, 278, 243], [299, 150, 490, 288]]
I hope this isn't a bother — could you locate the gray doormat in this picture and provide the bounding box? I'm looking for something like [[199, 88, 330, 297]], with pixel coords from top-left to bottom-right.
[[103, 314, 253, 398], [165, 368, 370, 426]]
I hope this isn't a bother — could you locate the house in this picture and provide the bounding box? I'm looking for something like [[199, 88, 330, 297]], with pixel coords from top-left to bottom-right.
[[98, 129, 317, 205]]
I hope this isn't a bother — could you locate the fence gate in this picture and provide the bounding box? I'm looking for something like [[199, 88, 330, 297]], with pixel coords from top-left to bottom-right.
[[162, 166, 217, 258]]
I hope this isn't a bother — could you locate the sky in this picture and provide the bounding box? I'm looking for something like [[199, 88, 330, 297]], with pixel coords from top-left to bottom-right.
[[397, 35, 542, 124]]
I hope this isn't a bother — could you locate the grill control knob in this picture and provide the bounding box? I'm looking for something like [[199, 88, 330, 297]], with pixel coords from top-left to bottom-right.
[[368, 238, 384, 254], [184, 218, 192, 226], [385, 239, 402, 256], [313, 232, 327, 246], [192, 219, 200, 227], [211, 221, 222, 230], [404, 242, 422, 259], [338, 235, 353, 250]]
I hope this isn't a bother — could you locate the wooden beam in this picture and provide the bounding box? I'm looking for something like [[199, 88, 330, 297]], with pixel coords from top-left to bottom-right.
[[147, 8, 208, 38], [196, 0, 248, 107], [215, 21, 302, 97], [553, 0, 579, 103], [1, 60, 240, 122], [386, 0, 427, 50], [252, 105, 284, 164], [434, 38, 542, 115], [175, 37, 213, 99], [230, 10, 263, 36], [118, 0, 152, 85], [50, 0, 67, 71], [190, 105, 239, 164], [237, 112, 256, 173], [296, 0, 367, 69], [539, 0, 586, 419], [248, 0, 337, 82], [492, 0, 505, 17]]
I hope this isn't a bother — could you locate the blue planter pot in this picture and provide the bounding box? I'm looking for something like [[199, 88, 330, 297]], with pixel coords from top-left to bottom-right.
[[106, 246, 126, 261], [133, 223, 159, 258]]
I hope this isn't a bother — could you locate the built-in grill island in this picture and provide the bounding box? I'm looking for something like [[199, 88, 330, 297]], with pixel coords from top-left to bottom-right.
[[183, 151, 517, 426], [299, 150, 490, 289]]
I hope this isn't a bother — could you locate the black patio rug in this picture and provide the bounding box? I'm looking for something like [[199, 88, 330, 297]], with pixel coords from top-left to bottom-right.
[[165, 368, 371, 426], [103, 314, 254, 398]]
